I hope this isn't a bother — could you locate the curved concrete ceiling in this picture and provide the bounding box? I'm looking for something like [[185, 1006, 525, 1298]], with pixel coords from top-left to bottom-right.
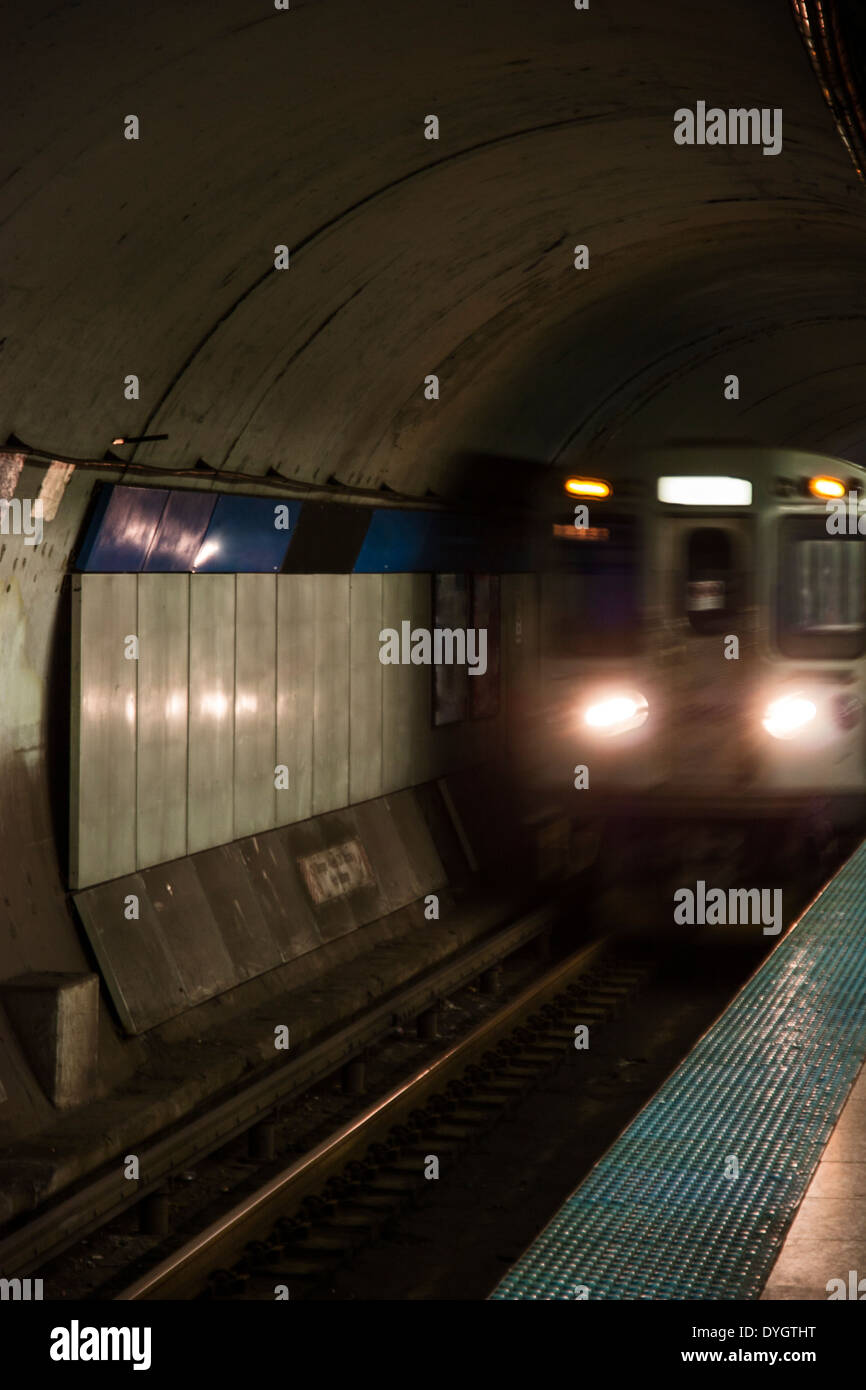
[[4, 0, 866, 498]]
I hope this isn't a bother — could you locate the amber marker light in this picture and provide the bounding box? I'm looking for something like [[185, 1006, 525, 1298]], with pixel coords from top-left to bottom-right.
[[564, 477, 611, 499], [808, 475, 846, 500]]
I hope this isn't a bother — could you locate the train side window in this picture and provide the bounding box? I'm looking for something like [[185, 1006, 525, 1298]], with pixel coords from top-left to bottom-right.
[[685, 527, 739, 633], [778, 518, 866, 658]]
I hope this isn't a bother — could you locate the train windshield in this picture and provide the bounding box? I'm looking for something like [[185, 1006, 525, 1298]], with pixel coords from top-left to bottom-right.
[[778, 517, 866, 658], [545, 513, 640, 656]]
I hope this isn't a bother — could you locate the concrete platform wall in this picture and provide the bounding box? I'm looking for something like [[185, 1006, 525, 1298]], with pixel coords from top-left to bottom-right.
[[72, 789, 453, 1034]]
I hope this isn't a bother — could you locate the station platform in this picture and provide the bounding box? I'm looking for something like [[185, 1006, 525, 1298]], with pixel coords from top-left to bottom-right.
[[491, 840, 866, 1301]]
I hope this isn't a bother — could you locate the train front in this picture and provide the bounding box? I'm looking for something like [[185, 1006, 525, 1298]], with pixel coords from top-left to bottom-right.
[[525, 447, 866, 880]]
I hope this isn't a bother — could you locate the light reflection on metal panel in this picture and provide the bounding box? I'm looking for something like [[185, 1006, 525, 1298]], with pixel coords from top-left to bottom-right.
[[234, 574, 277, 837], [187, 575, 235, 853], [136, 574, 189, 868]]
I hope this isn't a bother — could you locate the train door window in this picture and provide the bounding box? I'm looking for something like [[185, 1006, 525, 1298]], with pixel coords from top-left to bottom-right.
[[778, 517, 866, 658], [685, 527, 740, 634]]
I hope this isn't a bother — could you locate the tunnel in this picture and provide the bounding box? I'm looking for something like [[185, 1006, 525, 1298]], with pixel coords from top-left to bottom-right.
[[3, 0, 866, 1339]]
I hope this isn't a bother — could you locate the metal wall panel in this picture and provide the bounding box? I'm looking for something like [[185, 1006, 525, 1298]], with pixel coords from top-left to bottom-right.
[[136, 574, 189, 869], [193, 495, 294, 573], [76, 486, 168, 572], [71, 563, 511, 894], [70, 574, 138, 888], [192, 842, 282, 981], [143, 491, 216, 572], [279, 818, 355, 946], [146, 858, 237, 1006], [353, 797, 425, 911], [234, 574, 277, 838], [240, 830, 323, 960], [388, 788, 448, 896], [73, 873, 190, 1033], [77, 484, 535, 576], [349, 574, 383, 805], [312, 574, 350, 815], [381, 574, 432, 791], [353, 509, 436, 572], [276, 574, 315, 825], [187, 575, 236, 854]]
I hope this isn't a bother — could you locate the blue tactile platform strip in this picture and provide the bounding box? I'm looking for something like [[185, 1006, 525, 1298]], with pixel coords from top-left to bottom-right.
[[492, 841, 866, 1300]]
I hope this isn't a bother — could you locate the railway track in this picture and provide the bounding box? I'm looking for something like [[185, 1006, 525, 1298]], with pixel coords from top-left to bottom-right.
[[0, 899, 557, 1285], [116, 938, 655, 1300]]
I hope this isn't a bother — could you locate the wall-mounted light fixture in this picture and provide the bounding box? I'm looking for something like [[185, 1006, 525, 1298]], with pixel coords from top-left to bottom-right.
[[111, 434, 169, 446]]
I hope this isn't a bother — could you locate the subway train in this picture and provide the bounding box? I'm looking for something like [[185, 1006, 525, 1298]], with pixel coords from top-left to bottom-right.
[[524, 445, 866, 883]]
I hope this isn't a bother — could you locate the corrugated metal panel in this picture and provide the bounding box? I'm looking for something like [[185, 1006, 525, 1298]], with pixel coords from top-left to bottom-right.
[[349, 574, 383, 804], [136, 574, 189, 869], [70, 574, 138, 887], [381, 573, 432, 790], [142, 491, 216, 571], [192, 495, 294, 573], [234, 574, 277, 838], [276, 574, 315, 825], [187, 575, 236, 854], [312, 574, 350, 814]]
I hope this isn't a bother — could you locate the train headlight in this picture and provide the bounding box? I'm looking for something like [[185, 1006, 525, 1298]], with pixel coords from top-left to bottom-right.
[[583, 690, 649, 736], [762, 694, 817, 739]]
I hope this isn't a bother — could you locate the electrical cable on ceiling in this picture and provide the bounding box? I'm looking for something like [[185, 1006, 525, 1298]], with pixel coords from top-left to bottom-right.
[[3, 440, 448, 510]]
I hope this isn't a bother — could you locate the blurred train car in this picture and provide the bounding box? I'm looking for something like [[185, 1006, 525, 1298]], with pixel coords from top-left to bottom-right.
[[522, 446, 866, 884]]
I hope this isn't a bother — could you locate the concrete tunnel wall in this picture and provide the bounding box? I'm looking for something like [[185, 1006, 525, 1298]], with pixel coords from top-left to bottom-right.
[[3, 0, 866, 1142]]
